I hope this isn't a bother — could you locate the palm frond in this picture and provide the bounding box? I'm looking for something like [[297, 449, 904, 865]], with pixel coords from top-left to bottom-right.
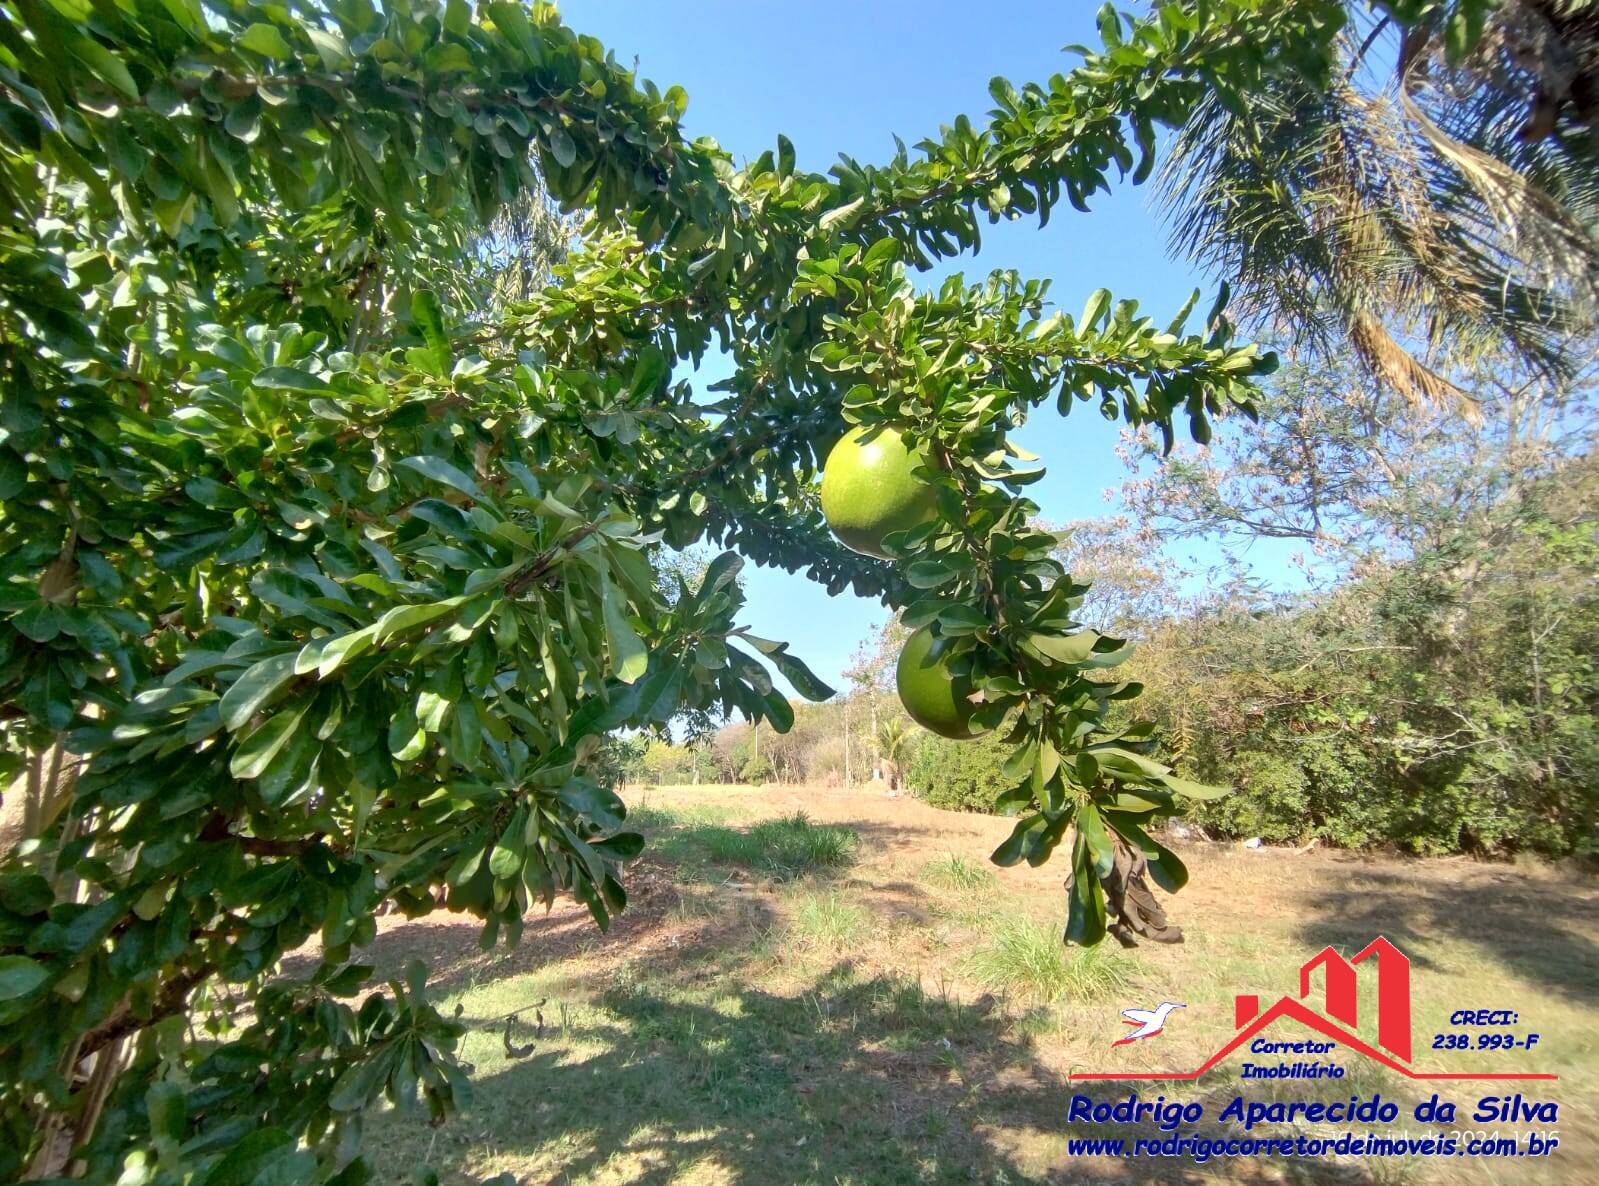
[[1155, 11, 1595, 414]]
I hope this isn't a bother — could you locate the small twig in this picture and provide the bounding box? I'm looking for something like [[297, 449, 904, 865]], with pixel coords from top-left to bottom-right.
[[504, 523, 601, 597], [498, 1001, 547, 1059]]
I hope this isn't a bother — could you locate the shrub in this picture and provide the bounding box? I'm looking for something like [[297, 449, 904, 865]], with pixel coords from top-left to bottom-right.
[[653, 811, 858, 880], [804, 734, 850, 784], [740, 752, 775, 785], [903, 730, 1015, 812]]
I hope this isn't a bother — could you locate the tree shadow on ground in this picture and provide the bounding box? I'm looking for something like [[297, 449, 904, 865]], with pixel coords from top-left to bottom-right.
[[411, 964, 1404, 1186], [366, 943, 1419, 1186], [303, 811, 1543, 1185], [1292, 862, 1599, 1006]]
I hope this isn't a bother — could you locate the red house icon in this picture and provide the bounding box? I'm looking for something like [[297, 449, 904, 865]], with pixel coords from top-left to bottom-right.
[[1234, 936, 1412, 1061]]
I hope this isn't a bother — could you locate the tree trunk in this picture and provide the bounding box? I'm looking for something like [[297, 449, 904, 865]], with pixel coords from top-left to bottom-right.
[[12, 741, 110, 1180], [1, 740, 79, 859], [869, 696, 880, 780], [843, 697, 852, 788]]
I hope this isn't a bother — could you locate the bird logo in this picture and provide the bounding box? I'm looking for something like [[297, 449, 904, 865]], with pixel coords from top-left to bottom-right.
[[1112, 1001, 1185, 1047]]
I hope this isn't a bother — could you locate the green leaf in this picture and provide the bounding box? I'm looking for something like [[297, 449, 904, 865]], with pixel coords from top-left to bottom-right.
[[905, 560, 957, 589], [13, 602, 62, 643], [0, 874, 52, 916], [1078, 288, 1110, 332], [306, 27, 350, 67], [692, 552, 744, 603], [238, 23, 295, 60], [72, 39, 139, 99], [636, 657, 685, 722], [328, 1046, 398, 1112], [1026, 630, 1099, 664], [1064, 856, 1107, 946], [488, 810, 526, 878], [146, 1080, 186, 1144], [863, 237, 899, 268], [444, 0, 471, 36], [398, 455, 483, 501], [761, 686, 795, 732], [1032, 739, 1060, 796], [230, 704, 305, 779], [591, 832, 644, 860], [27, 896, 125, 957], [766, 648, 836, 702], [303, 625, 378, 678], [185, 476, 249, 510], [219, 653, 297, 732], [198, 1128, 315, 1186], [1090, 750, 1169, 784], [253, 366, 330, 393], [489, 2, 544, 64], [600, 578, 647, 684], [735, 635, 836, 701], [628, 347, 668, 398], [1076, 803, 1116, 879], [991, 814, 1042, 867], [409, 290, 452, 376], [374, 598, 464, 646], [819, 196, 865, 233], [1159, 774, 1230, 801], [0, 955, 51, 1001], [546, 126, 576, 169]]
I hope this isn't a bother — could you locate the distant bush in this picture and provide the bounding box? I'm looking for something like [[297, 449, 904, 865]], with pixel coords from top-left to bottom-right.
[[902, 731, 1014, 813], [803, 734, 849, 785], [1120, 466, 1599, 858]]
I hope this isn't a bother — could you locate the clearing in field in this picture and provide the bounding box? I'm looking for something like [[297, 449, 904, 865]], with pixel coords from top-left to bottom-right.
[[332, 786, 1598, 1186]]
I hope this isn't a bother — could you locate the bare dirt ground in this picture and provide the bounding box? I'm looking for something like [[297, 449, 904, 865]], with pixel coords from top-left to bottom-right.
[[353, 784, 1598, 1186]]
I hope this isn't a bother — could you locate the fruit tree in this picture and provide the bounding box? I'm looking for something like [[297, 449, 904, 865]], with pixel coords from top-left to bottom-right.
[[0, 0, 1481, 1180]]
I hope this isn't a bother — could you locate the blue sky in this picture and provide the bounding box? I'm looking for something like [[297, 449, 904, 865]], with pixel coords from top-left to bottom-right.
[[561, 0, 1305, 693]]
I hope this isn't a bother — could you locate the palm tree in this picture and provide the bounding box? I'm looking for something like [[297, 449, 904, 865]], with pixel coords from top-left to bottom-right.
[[876, 718, 912, 790], [477, 184, 578, 307], [1156, 2, 1597, 414]]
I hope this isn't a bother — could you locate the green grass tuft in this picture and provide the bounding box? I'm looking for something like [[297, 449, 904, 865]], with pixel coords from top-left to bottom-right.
[[789, 891, 871, 949], [963, 916, 1135, 1005], [918, 853, 998, 892], [747, 811, 857, 875]]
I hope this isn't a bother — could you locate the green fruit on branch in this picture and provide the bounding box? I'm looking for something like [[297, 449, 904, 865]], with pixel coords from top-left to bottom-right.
[[896, 625, 989, 740], [820, 425, 938, 559]]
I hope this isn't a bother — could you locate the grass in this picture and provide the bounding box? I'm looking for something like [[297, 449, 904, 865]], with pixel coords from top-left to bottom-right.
[[788, 891, 871, 950], [628, 801, 741, 830], [919, 853, 998, 892], [749, 812, 858, 873], [643, 807, 858, 881], [351, 784, 1597, 1186], [962, 915, 1136, 1005]]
